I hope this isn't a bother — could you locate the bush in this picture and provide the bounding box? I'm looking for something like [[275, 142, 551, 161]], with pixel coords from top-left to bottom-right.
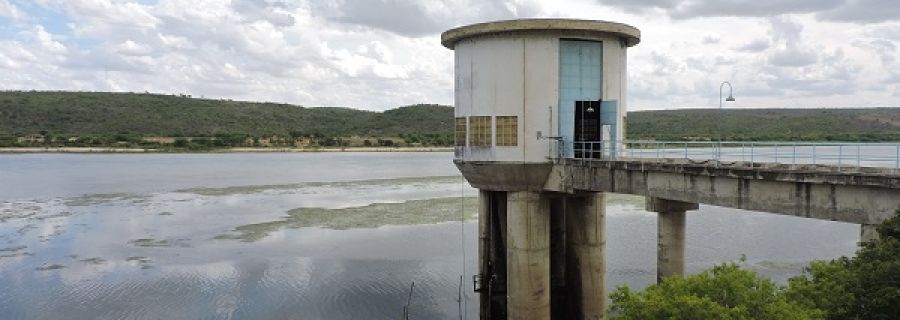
[[610, 260, 819, 319], [785, 208, 900, 320]]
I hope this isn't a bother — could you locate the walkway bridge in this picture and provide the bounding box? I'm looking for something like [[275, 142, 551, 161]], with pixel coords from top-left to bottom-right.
[[461, 140, 900, 237], [457, 140, 900, 318], [559, 140, 900, 227]]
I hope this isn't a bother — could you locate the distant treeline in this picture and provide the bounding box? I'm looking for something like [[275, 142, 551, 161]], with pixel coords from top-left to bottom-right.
[[0, 91, 452, 149], [1, 91, 899, 149], [627, 108, 900, 142]]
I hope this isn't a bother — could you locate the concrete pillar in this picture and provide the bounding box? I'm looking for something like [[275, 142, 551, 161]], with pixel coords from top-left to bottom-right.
[[647, 198, 698, 283], [861, 224, 880, 243], [549, 197, 567, 320], [506, 191, 551, 320], [565, 193, 607, 320], [657, 210, 686, 282], [478, 190, 491, 320], [491, 192, 508, 320]]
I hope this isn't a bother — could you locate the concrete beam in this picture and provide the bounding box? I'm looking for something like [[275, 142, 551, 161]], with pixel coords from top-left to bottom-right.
[[506, 191, 551, 320], [456, 161, 553, 192], [554, 161, 900, 225], [646, 197, 700, 213], [566, 193, 607, 320]]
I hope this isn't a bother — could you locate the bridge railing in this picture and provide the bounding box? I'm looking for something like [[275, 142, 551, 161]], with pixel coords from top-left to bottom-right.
[[568, 140, 900, 172]]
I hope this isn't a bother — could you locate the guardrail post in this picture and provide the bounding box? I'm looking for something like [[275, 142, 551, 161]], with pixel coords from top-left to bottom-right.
[[750, 143, 754, 163], [792, 145, 796, 167], [714, 142, 718, 167], [856, 144, 861, 168], [741, 143, 745, 162], [684, 142, 688, 159], [838, 145, 843, 172], [774, 143, 779, 163], [589, 141, 594, 161], [812, 145, 816, 165]]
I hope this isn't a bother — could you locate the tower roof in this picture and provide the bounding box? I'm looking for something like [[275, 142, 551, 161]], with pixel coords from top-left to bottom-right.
[[441, 19, 641, 49]]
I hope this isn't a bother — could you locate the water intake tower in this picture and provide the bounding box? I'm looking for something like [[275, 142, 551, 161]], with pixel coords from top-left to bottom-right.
[[442, 19, 642, 320]]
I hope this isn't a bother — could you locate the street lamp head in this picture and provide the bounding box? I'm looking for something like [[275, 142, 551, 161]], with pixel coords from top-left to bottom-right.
[[726, 95, 735, 102]]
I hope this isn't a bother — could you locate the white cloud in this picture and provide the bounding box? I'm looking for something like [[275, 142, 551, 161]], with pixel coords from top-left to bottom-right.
[[817, 0, 900, 23], [596, 0, 845, 19], [0, 0, 25, 20], [736, 39, 770, 52], [0, 0, 896, 110], [311, 0, 545, 36]]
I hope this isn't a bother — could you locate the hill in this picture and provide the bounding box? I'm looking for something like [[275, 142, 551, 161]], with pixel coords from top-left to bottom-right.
[[2, 91, 899, 149], [627, 108, 900, 141], [0, 91, 452, 138]]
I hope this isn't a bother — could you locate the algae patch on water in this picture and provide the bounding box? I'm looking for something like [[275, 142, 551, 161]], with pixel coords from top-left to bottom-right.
[[78, 257, 106, 265], [218, 197, 478, 242], [129, 238, 191, 248], [0, 245, 31, 259], [177, 175, 463, 196], [35, 264, 66, 271], [65, 193, 149, 206]]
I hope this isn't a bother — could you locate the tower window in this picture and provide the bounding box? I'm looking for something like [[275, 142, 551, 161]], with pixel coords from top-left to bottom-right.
[[469, 116, 492, 146], [455, 117, 467, 146], [496, 116, 518, 146]]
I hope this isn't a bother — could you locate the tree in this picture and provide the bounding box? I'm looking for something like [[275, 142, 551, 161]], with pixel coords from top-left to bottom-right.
[[786, 208, 900, 320], [609, 261, 820, 320]]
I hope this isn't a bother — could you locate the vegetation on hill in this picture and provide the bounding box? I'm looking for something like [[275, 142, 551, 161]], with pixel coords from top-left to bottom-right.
[[1, 91, 899, 150], [627, 108, 900, 142], [609, 208, 900, 319], [0, 91, 453, 148]]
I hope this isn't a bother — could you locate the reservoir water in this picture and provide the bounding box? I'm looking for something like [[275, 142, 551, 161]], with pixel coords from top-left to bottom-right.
[[0, 152, 859, 319]]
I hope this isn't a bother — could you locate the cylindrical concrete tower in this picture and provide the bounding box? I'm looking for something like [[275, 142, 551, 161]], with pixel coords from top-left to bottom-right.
[[443, 19, 640, 164], [442, 19, 640, 320]]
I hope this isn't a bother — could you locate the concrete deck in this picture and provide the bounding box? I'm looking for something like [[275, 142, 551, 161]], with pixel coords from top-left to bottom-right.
[[542, 158, 900, 225]]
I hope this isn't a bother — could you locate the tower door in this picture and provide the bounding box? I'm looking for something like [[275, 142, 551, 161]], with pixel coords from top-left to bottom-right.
[[559, 40, 602, 158], [574, 100, 601, 158]]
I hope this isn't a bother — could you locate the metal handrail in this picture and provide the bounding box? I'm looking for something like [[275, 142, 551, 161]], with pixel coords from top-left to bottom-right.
[[563, 140, 900, 173]]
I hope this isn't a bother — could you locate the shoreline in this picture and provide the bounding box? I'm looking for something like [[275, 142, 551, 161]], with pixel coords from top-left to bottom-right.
[[0, 147, 454, 154]]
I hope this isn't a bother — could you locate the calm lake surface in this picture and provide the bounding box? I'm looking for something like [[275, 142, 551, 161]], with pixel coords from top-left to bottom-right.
[[0, 153, 859, 319]]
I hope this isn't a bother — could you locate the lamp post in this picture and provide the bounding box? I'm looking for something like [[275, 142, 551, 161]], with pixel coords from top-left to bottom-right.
[[718, 81, 735, 160]]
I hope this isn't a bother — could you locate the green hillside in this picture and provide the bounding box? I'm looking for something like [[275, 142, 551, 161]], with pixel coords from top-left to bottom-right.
[[1, 91, 899, 149], [627, 108, 900, 141], [0, 91, 452, 137]]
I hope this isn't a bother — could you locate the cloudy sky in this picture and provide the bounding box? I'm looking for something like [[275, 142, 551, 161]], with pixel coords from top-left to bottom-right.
[[0, 0, 898, 111]]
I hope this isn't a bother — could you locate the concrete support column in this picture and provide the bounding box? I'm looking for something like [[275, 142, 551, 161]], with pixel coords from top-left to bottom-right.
[[647, 198, 698, 283], [506, 191, 551, 320], [657, 210, 686, 282], [477, 190, 491, 320], [861, 224, 880, 243], [549, 197, 567, 320], [565, 193, 607, 320]]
